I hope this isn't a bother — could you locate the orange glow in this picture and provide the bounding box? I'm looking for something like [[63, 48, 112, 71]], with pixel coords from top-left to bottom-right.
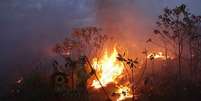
[[116, 86, 133, 101], [91, 48, 124, 88], [147, 52, 173, 60], [89, 47, 134, 101]]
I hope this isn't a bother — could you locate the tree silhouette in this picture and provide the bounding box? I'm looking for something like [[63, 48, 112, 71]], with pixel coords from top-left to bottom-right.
[[52, 27, 110, 100], [53, 27, 108, 59], [53, 27, 108, 89], [153, 4, 201, 81]]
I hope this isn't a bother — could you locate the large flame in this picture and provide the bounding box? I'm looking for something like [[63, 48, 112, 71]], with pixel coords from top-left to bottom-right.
[[90, 47, 133, 101], [91, 48, 124, 88]]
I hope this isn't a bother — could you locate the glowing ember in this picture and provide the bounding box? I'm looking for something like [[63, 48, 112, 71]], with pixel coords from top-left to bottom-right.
[[91, 48, 124, 88], [116, 86, 133, 101], [16, 77, 23, 84], [147, 52, 173, 60]]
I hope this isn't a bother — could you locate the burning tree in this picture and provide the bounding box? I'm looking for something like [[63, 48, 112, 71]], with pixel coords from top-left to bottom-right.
[[52, 27, 110, 100], [53, 26, 140, 101], [89, 47, 134, 101]]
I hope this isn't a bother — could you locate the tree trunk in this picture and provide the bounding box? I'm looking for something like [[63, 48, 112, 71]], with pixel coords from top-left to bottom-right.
[[189, 40, 193, 81], [71, 70, 74, 89], [151, 60, 155, 78], [85, 57, 111, 101], [178, 35, 183, 82], [132, 68, 135, 101]]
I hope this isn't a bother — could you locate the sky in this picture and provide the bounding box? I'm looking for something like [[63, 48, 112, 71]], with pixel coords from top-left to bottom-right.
[[0, 0, 201, 78]]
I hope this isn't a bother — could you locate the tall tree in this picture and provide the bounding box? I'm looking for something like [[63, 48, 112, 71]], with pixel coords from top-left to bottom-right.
[[153, 4, 201, 81]]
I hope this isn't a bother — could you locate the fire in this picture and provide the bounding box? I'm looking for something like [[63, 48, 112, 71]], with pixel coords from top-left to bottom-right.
[[116, 86, 133, 101], [90, 47, 133, 101], [147, 52, 173, 60], [91, 48, 124, 88]]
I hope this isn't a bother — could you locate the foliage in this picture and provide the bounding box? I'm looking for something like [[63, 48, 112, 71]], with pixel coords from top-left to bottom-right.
[[153, 4, 201, 80], [153, 4, 201, 51], [117, 53, 139, 69], [53, 27, 108, 58]]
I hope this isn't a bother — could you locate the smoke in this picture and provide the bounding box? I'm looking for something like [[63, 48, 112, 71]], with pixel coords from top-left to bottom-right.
[[94, 0, 201, 57], [94, 0, 156, 57], [0, 0, 201, 86]]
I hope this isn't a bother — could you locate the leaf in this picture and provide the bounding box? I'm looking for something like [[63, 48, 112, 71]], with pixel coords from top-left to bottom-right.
[[146, 38, 152, 43], [163, 30, 169, 35], [134, 60, 139, 64], [131, 63, 134, 68], [53, 60, 58, 67], [158, 15, 162, 19], [117, 53, 126, 61], [156, 21, 161, 26], [154, 29, 161, 34]]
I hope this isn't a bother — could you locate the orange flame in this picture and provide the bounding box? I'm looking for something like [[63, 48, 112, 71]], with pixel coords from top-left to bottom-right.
[[116, 86, 133, 101], [90, 47, 133, 101], [91, 48, 124, 88], [147, 52, 173, 60]]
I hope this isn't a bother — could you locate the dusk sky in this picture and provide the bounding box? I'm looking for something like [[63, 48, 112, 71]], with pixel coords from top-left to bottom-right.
[[0, 0, 201, 76]]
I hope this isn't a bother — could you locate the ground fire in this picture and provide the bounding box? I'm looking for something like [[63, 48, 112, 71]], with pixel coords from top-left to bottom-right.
[[89, 47, 133, 101], [147, 52, 173, 60], [115, 86, 133, 101], [91, 47, 124, 88]]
